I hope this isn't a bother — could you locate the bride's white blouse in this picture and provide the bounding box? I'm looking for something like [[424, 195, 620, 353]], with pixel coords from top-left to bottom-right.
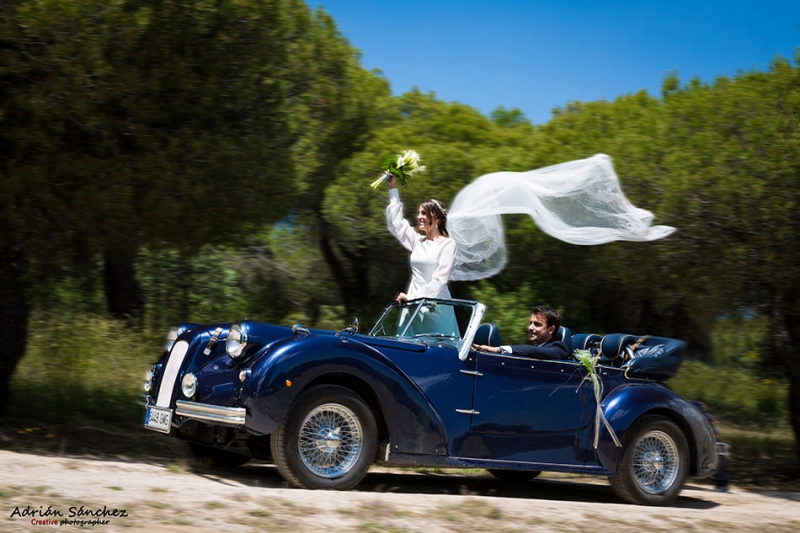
[[386, 189, 456, 299]]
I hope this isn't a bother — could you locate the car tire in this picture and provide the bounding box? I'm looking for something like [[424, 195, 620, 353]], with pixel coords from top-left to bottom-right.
[[186, 442, 250, 468], [487, 469, 541, 483], [609, 414, 689, 506], [271, 384, 377, 490]]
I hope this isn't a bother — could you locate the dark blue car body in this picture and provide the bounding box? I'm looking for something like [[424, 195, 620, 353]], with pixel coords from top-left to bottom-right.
[[142, 298, 720, 505]]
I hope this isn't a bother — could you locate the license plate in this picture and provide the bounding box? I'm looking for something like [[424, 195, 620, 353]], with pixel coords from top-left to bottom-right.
[[144, 406, 172, 433]]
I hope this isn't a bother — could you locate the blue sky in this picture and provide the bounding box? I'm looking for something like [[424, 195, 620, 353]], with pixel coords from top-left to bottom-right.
[[309, 0, 800, 124]]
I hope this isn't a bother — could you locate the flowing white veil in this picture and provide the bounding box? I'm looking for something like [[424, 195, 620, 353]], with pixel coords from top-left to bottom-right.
[[448, 154, 675, 281]]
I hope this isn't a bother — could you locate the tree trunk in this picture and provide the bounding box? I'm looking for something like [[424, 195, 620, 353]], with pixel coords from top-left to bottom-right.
[[102, 250, 144, 320], [0, 245, 30, 414], [770, 296, 800, 466], [319, 222, 358, 317]]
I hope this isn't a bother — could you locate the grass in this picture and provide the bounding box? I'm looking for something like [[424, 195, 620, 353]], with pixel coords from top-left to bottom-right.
[[670, 359, 790, 429], [10, 310, 161, 422]]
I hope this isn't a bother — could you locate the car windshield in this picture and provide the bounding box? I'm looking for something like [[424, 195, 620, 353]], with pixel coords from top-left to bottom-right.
[[369, 299, 479, 345]]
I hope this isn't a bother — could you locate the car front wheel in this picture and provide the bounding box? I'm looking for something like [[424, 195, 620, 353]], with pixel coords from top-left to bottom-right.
[[271, 384, 377, 490], [609, 414, 689, 506]]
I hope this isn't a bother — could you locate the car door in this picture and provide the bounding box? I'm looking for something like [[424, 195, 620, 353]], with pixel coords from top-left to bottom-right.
[[455, 352, 597, 465]]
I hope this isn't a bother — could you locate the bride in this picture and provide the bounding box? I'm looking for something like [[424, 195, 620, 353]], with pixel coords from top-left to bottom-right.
[[384, 173, 456, 303], [383, 173, 460, 337]]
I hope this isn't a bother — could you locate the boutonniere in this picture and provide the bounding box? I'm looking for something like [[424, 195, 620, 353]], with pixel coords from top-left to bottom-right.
[[370, 150, 426, 189]]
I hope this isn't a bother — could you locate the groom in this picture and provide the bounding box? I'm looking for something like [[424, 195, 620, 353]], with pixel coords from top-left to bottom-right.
[[472, 305, 569, 360]]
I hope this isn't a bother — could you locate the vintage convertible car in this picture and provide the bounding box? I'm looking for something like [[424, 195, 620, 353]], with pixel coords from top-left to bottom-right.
[[142, 297, 722, 506]]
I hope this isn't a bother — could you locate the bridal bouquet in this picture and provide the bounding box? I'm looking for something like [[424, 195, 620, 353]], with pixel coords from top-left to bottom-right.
[[370, 150, 426, 189]]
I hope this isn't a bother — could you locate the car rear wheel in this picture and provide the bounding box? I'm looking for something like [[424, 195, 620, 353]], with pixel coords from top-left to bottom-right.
[[609, 414, 689, 506], [487, 469, 541, 483], [271, 384, 377, 490]]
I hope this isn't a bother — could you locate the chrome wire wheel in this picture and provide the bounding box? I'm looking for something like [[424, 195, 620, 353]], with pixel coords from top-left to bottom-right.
[[271, 385, 377, 490], [298, 402, 364, 478], [609, 415, 689, 505], [631, 429, 680, 494]]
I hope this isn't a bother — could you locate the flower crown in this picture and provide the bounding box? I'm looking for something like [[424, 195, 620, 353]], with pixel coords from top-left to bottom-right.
[[430, 199, 447, 216]]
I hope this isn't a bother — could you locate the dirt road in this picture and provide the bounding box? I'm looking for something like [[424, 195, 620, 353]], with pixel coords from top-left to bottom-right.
[[1, 449, 798, 533]]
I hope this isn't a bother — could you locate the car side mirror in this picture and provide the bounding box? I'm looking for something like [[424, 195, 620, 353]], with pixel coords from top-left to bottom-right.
[[338, 317, 359, 336]]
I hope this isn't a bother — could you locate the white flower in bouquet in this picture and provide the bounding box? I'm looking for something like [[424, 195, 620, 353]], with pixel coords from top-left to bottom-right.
[[370, 149, 426, 189], [574, 349, 596, 375]]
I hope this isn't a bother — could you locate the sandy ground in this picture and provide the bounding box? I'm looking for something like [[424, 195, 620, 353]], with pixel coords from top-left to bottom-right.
[[1, 449, 799, 533]]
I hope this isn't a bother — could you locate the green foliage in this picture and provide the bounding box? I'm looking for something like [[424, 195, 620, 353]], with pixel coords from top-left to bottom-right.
[[136, 245, 249, 328], [10, 309, 160, 423], [670, 359, 789, 429], [670, 311, 789, 427], [711, 312, 771, 370], [0, 0, 384, 277], [659, 59, 800, 310], [136, 222, 340, 331], [470, 282, 543, 345]]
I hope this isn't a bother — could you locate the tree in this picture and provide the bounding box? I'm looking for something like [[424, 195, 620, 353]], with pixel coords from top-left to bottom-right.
[[659, 57, 800, 459], [0, 0, 378, 412]]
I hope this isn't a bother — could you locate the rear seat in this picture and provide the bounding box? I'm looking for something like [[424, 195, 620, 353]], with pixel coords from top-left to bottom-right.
[[571, 333, 602, 353], [599, 333, 638, 366]]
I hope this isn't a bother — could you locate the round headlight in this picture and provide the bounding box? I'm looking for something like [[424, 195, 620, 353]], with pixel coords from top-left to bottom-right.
[[143, 368, 154, 393], [226, 324, 248, 359], [181, 373, 197, 399]]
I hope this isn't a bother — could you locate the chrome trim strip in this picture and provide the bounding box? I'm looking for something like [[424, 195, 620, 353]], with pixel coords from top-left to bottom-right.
[[459, 303, 486, 361], [156, 340, 189, 408], [174, 400, 246, 425], [459, 369, 483, 376], [455, 409, 480, 415]]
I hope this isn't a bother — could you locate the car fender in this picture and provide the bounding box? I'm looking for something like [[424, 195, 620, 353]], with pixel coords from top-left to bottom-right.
[[595, 382, 718, 475], [240, 335, 449, 455]]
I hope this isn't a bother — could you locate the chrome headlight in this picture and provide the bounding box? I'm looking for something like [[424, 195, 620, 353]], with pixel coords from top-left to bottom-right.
[[226, 323, 248, 359], [181, 373, 197, 399], [143, 367, 154, 393]]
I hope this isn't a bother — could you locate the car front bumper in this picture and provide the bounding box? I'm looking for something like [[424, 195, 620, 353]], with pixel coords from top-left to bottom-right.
[[144, 397, 247, 428], [174, 400, 247, 425]]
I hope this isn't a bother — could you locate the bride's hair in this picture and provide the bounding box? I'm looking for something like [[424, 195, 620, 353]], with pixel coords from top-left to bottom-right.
[[420, 199, 449, 237]]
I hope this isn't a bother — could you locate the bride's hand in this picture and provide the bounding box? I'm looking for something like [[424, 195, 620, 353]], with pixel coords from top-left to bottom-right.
[[395, 292, 407, 305], [385, 172, 397, 189]]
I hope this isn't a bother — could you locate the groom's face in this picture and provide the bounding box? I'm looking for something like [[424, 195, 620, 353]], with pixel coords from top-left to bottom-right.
[[527, 313, 555, 345]]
